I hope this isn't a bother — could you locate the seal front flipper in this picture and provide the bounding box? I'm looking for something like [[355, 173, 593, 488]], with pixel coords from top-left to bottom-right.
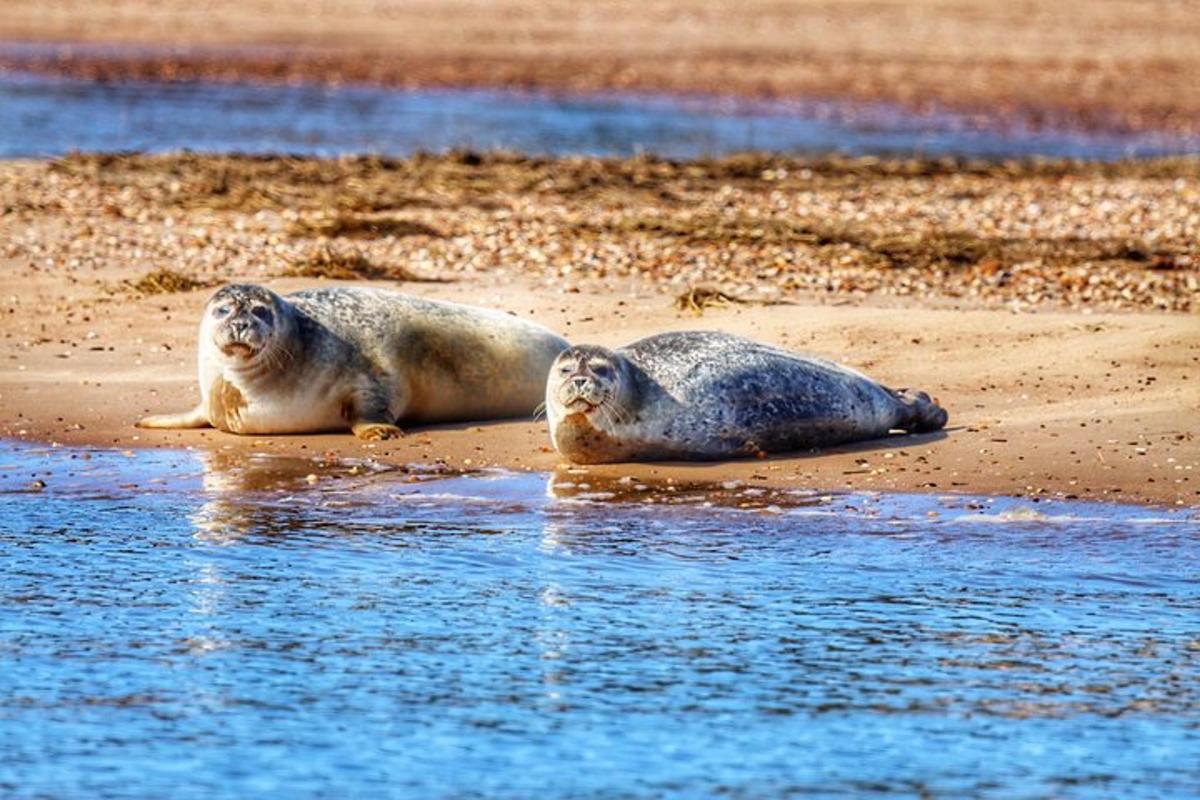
[[350, 421, 405, 440], [135, 405, 211, 429], [343, 388, 405, 441]]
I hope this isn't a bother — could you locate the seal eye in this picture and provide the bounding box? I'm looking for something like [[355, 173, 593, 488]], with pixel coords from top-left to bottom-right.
[[250, 306, 273, 323], [559, 363, 575, 376], [592, 364, 612, 378], [212, 305, 232, 318]]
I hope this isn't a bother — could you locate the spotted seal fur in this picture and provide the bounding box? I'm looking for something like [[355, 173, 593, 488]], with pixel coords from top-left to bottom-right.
[[137, 284, 568, 439], [545, 330, 947, 463]]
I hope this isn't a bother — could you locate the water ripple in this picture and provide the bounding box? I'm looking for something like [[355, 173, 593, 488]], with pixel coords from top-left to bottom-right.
[[1, 443, 1198, 798]]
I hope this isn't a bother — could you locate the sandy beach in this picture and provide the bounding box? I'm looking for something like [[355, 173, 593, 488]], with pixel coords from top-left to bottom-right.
[[4, 0, 1200, 137], [1, 153, 1196, 506]]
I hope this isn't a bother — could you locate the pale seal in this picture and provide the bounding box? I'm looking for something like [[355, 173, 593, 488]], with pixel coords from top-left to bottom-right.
[[137, 284, 568, 439], [545, 331, 948, 463]]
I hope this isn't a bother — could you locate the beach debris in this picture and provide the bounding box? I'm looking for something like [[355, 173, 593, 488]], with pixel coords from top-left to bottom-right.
[[674, 286, 795, 315], [283, 243, 447, 283], [15, 153, 1200, 313], [675, 286, 749, 314], [127, 268, 212, 295], [287, 212, 445, 240]]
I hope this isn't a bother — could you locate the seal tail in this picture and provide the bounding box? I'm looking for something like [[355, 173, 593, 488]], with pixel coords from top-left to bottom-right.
[[891, 388, 948, 433]]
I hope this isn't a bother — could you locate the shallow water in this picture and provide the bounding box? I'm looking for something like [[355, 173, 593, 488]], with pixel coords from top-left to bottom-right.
[[2, 442, 1199, 798], [3, 71, 1198, 161]]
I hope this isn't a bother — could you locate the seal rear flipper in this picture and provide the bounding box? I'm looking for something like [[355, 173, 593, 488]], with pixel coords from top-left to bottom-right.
[[135, 405, 211, 429], [892, 388, 948, 432]]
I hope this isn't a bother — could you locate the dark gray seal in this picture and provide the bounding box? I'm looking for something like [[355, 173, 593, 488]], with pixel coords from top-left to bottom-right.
[[137, 284, 568, 439], [545, 330, 948, 463]]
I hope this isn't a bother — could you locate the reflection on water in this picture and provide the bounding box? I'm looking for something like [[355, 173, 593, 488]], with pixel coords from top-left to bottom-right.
[[3, 71, 1198, 160], [1, 442, 1199, 798]]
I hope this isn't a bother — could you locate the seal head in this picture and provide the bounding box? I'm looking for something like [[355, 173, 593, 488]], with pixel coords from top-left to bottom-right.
[[202, 284, 292, 366], [546, 345, 651, 463], [548, 345, 634, 421]]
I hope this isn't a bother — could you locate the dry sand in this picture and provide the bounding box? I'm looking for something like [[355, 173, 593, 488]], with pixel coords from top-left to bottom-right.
[[4, 0, 1200, 136], [2, 154, 1196, 507]]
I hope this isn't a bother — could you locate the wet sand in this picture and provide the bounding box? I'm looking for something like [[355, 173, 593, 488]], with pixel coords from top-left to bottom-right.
[[3, 0, 1200, 137], [1, 154, 1196, 507]]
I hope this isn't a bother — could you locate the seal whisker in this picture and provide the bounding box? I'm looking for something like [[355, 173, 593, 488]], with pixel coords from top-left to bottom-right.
[[600, 386, 631, 426], [270, 343, 294, 372], [609, 397, 633, 426], [259, 347, 281, 374], [257, 346, 289, 379], [266, 339, 297, 374], [596, 401, 622, 431], [593, 402, 611, 429]]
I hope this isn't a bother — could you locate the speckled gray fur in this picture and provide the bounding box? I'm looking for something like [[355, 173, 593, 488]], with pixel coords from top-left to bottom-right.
[[546, 330, 948, 462]]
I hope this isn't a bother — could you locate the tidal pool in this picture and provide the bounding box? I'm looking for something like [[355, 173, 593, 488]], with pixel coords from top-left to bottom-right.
[[3, 70, 1198, 161], [1, 442, 1198, 798]]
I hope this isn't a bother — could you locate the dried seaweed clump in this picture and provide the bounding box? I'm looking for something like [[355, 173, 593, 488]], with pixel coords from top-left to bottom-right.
[[674, 286, 795, 315], [287, 212, 445, 239], [283, 243, 445, 283], [129, 268, 212, 295], [674, 287, 749, 314]]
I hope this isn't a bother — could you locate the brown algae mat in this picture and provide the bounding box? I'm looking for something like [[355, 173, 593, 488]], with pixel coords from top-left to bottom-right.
[[7, 152, 1197, 312]]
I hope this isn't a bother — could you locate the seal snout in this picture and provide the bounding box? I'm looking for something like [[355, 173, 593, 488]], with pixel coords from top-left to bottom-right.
[[558, 376, 603, 410], [220, 340, 258, 358], [219, 318, 259, 355], [216, 322, 268, 360], [555, 365, 609, 411]]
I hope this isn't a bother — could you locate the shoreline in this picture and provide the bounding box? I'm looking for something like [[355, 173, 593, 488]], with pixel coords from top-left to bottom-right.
[[6, 436, 1198, 515]]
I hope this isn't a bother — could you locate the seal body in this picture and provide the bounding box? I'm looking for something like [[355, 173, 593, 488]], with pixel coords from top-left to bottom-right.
[[138, 284, 568, 439], [545, 331, 948, 463]]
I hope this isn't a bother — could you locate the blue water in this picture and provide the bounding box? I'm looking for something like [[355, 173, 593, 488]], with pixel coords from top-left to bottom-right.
[[2, 442, 1198, 798], [2, 71, 1198, 161]]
